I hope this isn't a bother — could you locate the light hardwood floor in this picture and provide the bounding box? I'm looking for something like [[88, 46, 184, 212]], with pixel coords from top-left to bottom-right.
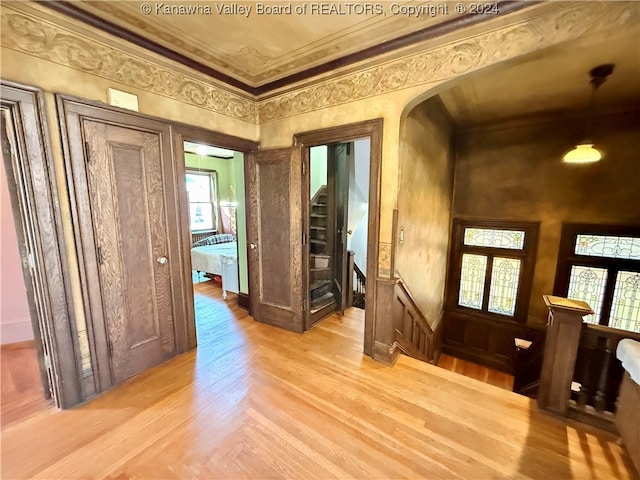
[[436, 353, 514, 391], [1, 280, 637, 479]]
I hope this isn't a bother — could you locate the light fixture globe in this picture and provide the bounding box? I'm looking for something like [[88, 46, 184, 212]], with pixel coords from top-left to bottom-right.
[[562, 63, 614, 164], [563, 143, 602, 164]]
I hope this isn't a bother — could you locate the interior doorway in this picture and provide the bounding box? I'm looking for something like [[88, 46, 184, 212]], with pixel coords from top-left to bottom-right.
[[307, 139, 370, 327], [182, 141, 249, 338], [295, 120, 383, 356]]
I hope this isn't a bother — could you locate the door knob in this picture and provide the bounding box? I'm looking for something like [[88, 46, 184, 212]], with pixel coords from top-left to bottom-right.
[[250, 243, 257, 250], [157, 256, 168, 265], [347, 230, 353, 235]]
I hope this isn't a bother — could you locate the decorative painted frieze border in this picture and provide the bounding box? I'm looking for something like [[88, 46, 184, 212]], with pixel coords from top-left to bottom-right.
[[0, 7, 258, 124], [378, 242, 392, 277], [1, 2, 637, 125], [258, 2, 638, 122]]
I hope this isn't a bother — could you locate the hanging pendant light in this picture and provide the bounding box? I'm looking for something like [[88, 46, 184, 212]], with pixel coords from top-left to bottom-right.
[[563, 64, 614, 164]]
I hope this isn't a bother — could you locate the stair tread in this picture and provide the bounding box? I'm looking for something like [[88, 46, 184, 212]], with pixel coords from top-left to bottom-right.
[[311, 293, 335, 311], [310, 239, 327, 244], [311, 213, 327, 218], [310, 267, 330, 272], [310, 226, 327, 230]]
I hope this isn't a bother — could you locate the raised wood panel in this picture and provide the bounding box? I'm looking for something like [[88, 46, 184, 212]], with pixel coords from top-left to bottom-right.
[[442, 311, 538, 373], [392, 280, 436, 362], [257, 160, 291, 306], [247, 148, 303, 332], [84, 120, 176, 384]]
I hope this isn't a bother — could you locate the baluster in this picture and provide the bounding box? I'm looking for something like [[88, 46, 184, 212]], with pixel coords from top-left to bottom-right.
[[576, 348, 592, 410], [593, 337, 613, 412]]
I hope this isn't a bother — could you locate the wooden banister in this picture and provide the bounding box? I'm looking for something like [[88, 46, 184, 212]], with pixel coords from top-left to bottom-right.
[[390, 275, 438, 363], [538, 295, 593, 416], [569, 324, 640, 430]]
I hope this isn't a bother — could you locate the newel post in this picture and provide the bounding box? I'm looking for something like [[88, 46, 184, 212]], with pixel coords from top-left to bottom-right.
[[537, 295, 594, 416]]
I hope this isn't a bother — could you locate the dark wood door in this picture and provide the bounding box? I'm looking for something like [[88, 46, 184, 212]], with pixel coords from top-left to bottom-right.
[[246, 148, 303, 332], [329, 143, 351, 313], [84, 120, 176, 384]]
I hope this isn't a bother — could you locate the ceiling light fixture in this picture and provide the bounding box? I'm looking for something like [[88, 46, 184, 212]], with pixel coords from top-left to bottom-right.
[[563, 63, 615, 164]]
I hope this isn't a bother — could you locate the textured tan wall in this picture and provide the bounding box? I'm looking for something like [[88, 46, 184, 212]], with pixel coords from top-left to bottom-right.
[[395, 99, 454, 325], [453, 110, 640, 325]]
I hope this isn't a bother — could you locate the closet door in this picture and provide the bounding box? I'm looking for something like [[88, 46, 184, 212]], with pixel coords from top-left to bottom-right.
[[84, 120, 176, 384], [60, 96, 190, 393]]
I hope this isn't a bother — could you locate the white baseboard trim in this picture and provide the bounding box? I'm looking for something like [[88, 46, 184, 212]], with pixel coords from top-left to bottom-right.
[[1, 318, 34, 345]]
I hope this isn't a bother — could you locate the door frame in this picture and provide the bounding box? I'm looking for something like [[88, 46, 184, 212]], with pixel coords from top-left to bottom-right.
[[171, 124, 258, 343], [1, 82, 81, 408], [294, 119, 383, 356]]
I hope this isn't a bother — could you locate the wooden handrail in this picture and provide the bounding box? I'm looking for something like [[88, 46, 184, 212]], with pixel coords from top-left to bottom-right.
[[354, 261, 366, 286]]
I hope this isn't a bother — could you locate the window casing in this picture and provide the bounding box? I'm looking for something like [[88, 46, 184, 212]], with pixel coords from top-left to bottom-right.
[[554, 224, 640, 333], [446, 219, 539, 323], [185, 170, 218, 232]]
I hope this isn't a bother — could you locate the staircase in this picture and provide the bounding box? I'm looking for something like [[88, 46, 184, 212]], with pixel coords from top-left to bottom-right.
[[309, 186, 334, 310]]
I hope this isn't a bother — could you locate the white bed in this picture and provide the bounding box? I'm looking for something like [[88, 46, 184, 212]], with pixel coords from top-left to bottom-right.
[[191, 240, 239, 300]]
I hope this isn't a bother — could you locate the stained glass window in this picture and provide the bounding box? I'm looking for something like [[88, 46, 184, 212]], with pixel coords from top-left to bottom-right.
[[610, 271, 640, 333], [488, 258, 521, 316], [464, 228, 525, 250], [574, 235, 640, 260], [567, 266, 608, 324], [458, 254, 487, 310]]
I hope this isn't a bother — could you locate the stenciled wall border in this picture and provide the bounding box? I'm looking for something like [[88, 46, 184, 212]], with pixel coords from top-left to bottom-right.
[[1, 2, 638, 126], [258, 2, 638, 122], [0, 5, 259, 124]]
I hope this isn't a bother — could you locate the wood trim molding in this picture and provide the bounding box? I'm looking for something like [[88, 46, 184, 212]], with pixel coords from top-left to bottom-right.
[[294, 118, 383, 357], [237, 293, 250, 311], [172, 124, 258, 348], [1, 81, 82, 408]]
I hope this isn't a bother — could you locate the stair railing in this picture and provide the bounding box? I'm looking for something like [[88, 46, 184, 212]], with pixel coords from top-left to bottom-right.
[[347, 250, 366, 309]]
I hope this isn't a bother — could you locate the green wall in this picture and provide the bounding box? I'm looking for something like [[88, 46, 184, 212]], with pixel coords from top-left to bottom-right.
[[310, 146, 327, 198], [185, 152, 248, 294], [185, 153, 233, 202]]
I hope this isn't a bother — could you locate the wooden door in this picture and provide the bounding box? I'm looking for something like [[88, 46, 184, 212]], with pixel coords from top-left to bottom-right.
[[84, 120, 176, 384], [329, 143, 351, 313], [246, 148, 303, 332]]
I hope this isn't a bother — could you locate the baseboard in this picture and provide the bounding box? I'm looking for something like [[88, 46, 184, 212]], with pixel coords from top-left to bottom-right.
[[1, 318, 34, 345], [1, 339, 35, 350], [237, 293, 250, 310], [373, 340, 399, 366]]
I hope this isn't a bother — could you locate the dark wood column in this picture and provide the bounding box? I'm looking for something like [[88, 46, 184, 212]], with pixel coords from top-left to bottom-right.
[[537, 295, 593, 416]]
